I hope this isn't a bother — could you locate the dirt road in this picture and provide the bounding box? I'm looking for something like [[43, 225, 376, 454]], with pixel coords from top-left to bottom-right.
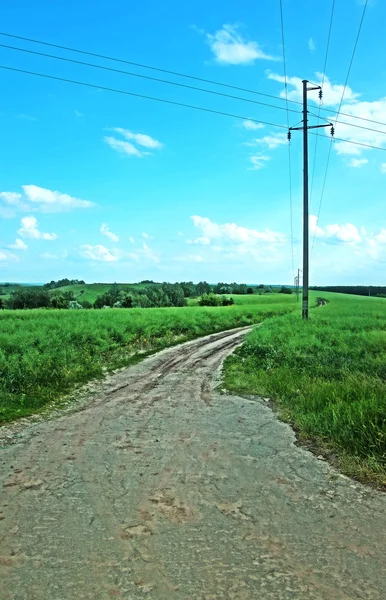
[[1, 326, 386, 600]]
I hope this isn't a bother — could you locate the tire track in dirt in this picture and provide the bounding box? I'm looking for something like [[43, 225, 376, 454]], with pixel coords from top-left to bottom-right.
[[1, 325, 386, 599]]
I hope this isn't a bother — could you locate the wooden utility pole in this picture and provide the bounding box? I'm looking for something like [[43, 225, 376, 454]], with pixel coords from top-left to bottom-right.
[[288, 81, 333, 320]]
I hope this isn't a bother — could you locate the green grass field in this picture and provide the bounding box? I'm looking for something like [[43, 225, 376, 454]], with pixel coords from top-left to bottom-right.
[[0, 294, 296, 423], [223, 291, 386, 486]]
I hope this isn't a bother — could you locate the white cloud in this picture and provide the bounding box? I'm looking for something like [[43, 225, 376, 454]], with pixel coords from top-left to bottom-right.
[[78, 244, 121, 262], [268, 71, 386, 158], [308, 38, 316, 52], [0, 186, 94, 215], [100, 223, 119, 242], [105, 128, 163, 158], [129, 236, 135, 243], [0, 192, 22, 206], [40, 251, 68, 260], [18, 216, 57, 240], [249, 133, 288, 150], [23, 185, 94, 212], [141, 242, 160, 263], [104, 136, 145, 157], [187, 215, 288, 265], [207, 24, 278, 64], [142, 232, 154, 240], [0, 250, 19, 264], [310, 214, 361, 244], [249, 155, 271, 170], [349, 158, 368, 168], [381, 163, 386, 173], [7, 238, 27, 250], [241, 120, 265, 131], [191, 215, 287, 245], [267, 72, 359, 106], [113, 128, 163, 149]]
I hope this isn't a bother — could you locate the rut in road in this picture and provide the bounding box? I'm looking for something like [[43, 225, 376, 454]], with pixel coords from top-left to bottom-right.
[[1, 326, 386, 600]]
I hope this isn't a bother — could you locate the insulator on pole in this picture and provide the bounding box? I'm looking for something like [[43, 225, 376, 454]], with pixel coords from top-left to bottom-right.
[[330, 126, 335, 137], [319, 89, 323, 100], [287, 130, 292, 141]]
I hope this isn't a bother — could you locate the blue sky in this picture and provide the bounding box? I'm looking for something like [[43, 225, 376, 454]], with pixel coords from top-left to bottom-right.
[[1, 0, 386, 284]]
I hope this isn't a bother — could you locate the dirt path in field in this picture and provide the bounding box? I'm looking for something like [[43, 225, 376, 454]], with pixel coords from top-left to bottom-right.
[[1, 326, 386, 600]]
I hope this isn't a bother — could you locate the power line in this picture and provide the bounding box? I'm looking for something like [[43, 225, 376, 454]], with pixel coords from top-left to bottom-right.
[[0, 30, 385, 129], [312, 0, 369, 254], [310, 0, 335, 212], [4, 40, 385, 139], [4, 40, 384, 138], [279, 0, 295, 278], [311, 133, 385, 152], [0, 42, 301, 117], [2, 63, 385, 154], [0, 63, 288, 129], [0, 31, 303, 105]]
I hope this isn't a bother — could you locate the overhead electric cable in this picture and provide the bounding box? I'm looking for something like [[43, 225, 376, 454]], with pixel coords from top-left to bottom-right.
[[1, 64, 384, 153], [279, 0, 295, 278], [0, 30, 385, 128], [0, 63, 288, 129], [310, 0, 335, 212], [0, 42, 302, 116], [312, 0, 369, 253]]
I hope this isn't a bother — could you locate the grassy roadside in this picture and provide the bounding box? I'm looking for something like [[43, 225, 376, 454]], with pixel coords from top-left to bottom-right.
[[223, 292, 386, 487], [0, 296, 295, 423]]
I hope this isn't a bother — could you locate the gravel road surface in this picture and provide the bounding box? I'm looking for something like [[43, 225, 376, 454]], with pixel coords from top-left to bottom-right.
[[1, 326, 386, 600]]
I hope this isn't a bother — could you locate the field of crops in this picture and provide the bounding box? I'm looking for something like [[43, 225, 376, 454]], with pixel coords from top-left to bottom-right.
[[223, 292, 386, 485], [0, 294, 296, 423]]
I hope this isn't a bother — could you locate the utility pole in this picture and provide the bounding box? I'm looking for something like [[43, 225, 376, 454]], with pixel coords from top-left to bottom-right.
[[288, 81, 334, 320]]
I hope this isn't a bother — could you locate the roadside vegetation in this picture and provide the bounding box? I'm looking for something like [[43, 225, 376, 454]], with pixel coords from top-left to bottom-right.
[[0, 295, 295, 423], [223, 292, 386, 486]]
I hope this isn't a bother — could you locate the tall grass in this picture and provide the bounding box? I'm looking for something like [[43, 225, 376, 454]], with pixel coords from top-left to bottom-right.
[[223, 292, 386, 484], [0, 296, 295, 423]]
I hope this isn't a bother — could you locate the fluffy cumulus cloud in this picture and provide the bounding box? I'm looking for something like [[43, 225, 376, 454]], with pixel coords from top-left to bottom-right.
[[0, 250, 19, 264], [249, 155, 271, 170], [241, 120, 265, 131], [78, 241, 159, 264], [308, 38, 316, 52], [308, 214, 386, 270], [185, 215, 288, 265], [0, 185, 94, 216], [246, 133, 288, 150], [190, 215, 287, 245], [268, 72, 359, 106], [349, 158, 368, 168], [206, 24, 278, 65], [105, 128, 163, 158], [311, 217, 361, 244], [268, 71, 386, 159], [18, 216, 57, 240], [100, 223, 119, 242], [78, 244, 120, 262], [7, 238, 27, 250]]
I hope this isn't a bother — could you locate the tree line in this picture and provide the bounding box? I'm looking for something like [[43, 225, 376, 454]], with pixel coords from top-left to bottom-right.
[[310, 286, 386, 298], [0, 280, 289, 310]]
